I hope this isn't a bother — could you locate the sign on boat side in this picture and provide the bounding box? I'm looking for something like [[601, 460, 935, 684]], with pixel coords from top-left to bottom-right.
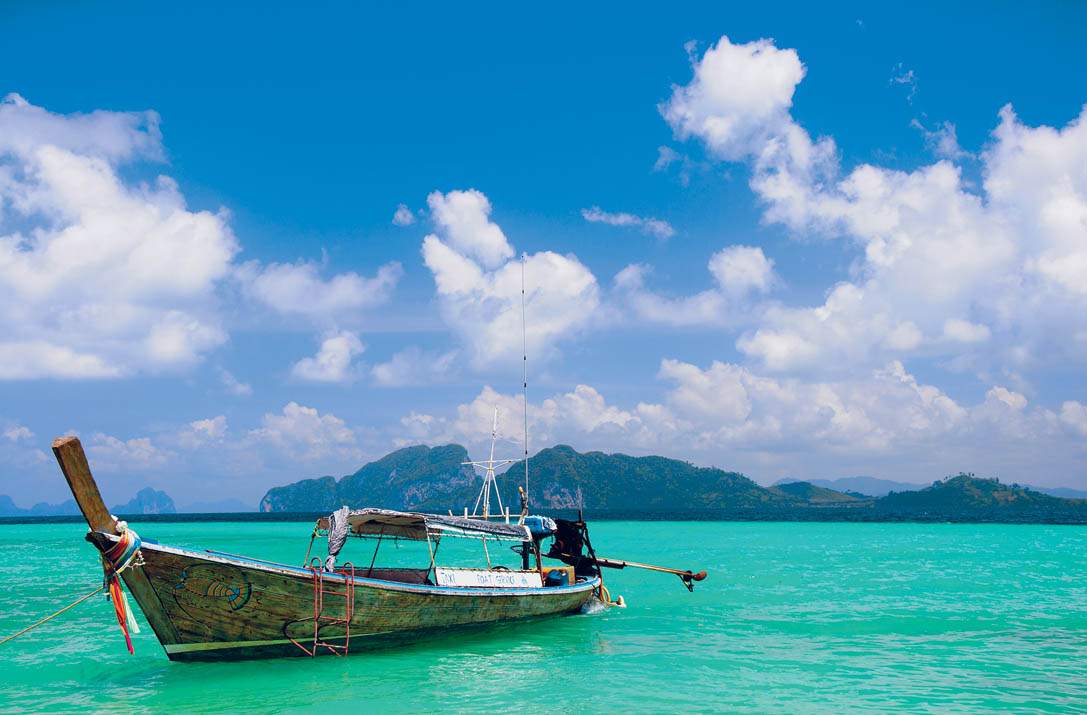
[[434, 567, 544, 589]]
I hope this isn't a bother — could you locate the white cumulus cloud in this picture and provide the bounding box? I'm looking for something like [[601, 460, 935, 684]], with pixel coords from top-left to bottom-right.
[[1060, 401, 1087, 437], [613, 245, 775, 327], [371, 347, 458, 387], [581, 206, 675, 239], [392, 203, 416, 226], [248, 402, 360, 462], [0, 104, 395, 491], [0, 92, 162, 161], [662, 37, 809, 162], [399, 359, 1085, 484], [291, 330, 365, 383], [0, 95, 402, 382], [422, 189, 600, 368], [912, 119, 970, 160], [88, 433, 175, 471], [0, 96, 237, 379], [177, 415, 228, 449], [708, 245, 776, 296], [397, 384, 650, 455], [217, 367, 252, 396], [427, 189, 513, 269], [943, 318, 991, 344], [663, 36, 1087, 377], [237, 260, 402, 324], [3, 424, 34, 442]]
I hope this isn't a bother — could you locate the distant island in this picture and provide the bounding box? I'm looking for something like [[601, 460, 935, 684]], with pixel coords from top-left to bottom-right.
[[0, 487, 177, 517], [112, 487, 176, 515], [260, 444, 1087, 524], [774, 475, 1087, 500], [0, 494, 81, 517], [773, 476, 928, 498], [5, 444, 1084, 523]]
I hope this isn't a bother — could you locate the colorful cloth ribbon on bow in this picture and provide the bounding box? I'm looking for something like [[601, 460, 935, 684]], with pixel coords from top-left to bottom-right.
[[102, 525, 142, 654]]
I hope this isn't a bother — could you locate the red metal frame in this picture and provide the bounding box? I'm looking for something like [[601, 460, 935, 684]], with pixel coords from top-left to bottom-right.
[[288, 560, 355, 657]]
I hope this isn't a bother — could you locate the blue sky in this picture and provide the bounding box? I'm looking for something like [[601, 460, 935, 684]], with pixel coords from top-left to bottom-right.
[[2, 2, 1086, 507]]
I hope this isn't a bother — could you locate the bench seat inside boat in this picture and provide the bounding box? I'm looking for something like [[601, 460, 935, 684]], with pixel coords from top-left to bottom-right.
[[340, 567, 433, 585]]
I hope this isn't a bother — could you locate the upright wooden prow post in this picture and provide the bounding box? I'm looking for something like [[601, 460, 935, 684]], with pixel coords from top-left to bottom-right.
[[52, 436, 116, 534], [51, 435, 182, 649]]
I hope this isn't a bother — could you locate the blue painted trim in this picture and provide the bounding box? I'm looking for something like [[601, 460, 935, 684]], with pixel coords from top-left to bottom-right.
[[166, 544, 598, 597], [204, 550, 292, 568]]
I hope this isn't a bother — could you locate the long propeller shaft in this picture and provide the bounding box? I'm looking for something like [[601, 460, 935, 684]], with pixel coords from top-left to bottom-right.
[[592, 556, 707, 591]]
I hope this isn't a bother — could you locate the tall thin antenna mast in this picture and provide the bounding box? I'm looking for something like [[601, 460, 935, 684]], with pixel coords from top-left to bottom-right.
[[521, 253, 529, 511]]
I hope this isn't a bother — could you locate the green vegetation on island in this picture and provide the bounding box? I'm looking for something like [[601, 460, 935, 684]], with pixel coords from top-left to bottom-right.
[[7, 446, 1082, 523], [259, 444, 477, 513], [258, 444, 1087, 524]]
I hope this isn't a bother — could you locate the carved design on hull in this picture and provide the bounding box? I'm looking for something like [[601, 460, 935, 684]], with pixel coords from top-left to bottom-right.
[[174, 563, 253, 612]]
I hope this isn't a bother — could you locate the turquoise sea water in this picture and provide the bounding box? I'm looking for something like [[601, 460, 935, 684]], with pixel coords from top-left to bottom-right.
[[1, 521, 1086, 713]]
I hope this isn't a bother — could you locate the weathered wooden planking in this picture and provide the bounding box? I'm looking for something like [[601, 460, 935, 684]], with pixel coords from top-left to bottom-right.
[[134, 544, 595, 661], [52, 437, 182, 646], [52, 435, 592, 660], [52, 437, 114, 531]]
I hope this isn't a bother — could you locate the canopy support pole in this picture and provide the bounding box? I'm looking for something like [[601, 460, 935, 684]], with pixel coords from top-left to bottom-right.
[[424, 529, 440, 584], [366, 528, 384, 578], [302, 524, 319, 567]]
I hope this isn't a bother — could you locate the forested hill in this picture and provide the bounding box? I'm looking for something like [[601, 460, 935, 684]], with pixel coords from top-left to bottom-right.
[[259, 444, 478, 513], [873, 474, 1086, 521], [258, 443, 805, 514], [515, 445, 812, 510], [258, 444, 1087, 523]]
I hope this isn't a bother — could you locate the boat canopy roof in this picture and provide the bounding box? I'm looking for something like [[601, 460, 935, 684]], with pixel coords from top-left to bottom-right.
[[324, 507, 533, 542]]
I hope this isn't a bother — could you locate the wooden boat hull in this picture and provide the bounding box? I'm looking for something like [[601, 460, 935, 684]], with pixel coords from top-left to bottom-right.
[[125, 540, 598, 662]]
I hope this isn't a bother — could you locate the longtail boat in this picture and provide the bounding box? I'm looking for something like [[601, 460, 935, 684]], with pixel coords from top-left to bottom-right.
[[41, 266, 704, 662], [51, 436, 705, 662]]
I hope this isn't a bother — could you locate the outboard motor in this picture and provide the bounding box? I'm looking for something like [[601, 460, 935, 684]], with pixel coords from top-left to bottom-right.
[[545, 514, 601, 578]]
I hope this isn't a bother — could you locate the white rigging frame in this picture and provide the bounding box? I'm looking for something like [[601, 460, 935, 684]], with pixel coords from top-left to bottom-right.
[[463, 406, 515, 520]]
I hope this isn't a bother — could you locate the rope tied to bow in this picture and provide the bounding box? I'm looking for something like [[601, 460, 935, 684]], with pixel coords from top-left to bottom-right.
[[0, 521, 145, 651], [0, 585, 104, 647], [101, 521, 144, 654]]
